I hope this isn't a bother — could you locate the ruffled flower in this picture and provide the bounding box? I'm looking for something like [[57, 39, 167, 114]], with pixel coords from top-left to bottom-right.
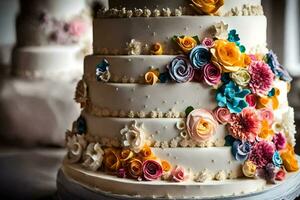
[[103, 148, 121, 172], [202, 37, 215, 48], [119, 149, 134, 163], [248, 61, 274, 95], [214, 21, 228, 39], [126, 39, 142, 55], [150, 43, 163, 55], [275, 168, 286, 181], [120, 121, 145, 153], [175, 36, 198, 53], [139, 145, 155, 160], [171, 166, 186, 182], [127, 158, 143, 179], [246, 94, 257, 107], [242, 160, 257, 178], [213, 107, 232, 124], [229, 68, 251, 87], [229, 108, 261, 142], [82, 143, 104, 171], [186, 109, 218, 142], [202, 63, 221, 86], [272, 151, 283, 167], [272, 132, 287, 150], [266, 50, 292, 82], [231, 140, 251, 162], [259, 108, 274, 125], [190, 0, 224, 15], [189, 45, 212, 69], [142, 160, 163, 181], [249, 140, 275, 168], [281, 107, 296, 147], [216, 81, 250, 113], [167, 56, 194, 83], [145, 69, 159, 85], [211, 39, 246, 72], [280, 144, 299, 172], [96, 59, 111, 82], [66, 134, 87, 163]]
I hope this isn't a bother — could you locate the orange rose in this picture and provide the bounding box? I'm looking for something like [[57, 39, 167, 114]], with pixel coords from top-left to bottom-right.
[[103, 148, 121, 172], [190, 0, 224, 15], [161, 160, 171, 172], [280, 144, 299, 172], [176, 36, 198, 53], [150, 43, 163, 55], [145, 69, 159, 85], [127, 158, 143, 179], [139, 145, 155, 160], [120, 148, 134, 163], [212, 39, 245, 72]]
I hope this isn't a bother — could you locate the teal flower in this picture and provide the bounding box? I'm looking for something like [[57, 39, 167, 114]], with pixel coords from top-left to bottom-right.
[[216, 81, 250, 113], [228, 29, 246, 53]]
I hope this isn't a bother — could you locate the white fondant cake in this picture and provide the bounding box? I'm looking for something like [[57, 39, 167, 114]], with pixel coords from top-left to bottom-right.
[[60, 0, 299, 199]]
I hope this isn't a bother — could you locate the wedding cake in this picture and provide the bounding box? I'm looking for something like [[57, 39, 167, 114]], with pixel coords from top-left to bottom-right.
[[60, 0, 299, 199], [12, 0, 92, 81]]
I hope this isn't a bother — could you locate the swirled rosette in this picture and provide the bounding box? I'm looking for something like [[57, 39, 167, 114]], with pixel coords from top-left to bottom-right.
[[167, 56, 194, 83]]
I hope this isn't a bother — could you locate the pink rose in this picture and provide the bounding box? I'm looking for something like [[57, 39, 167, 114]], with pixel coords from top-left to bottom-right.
[[142, 160, 163, 181], [246, 94, 257, 107], [171, 166, 186, 182], [259, 108, 274, 125], [186, 109, 218, 142], [202, 37, 215, 48], [68, 19, 87, 37], [203, 63, 221, 86], [213, 107, 232, 124], [249, 54, 258, 61], [275, 169, 286, 181]]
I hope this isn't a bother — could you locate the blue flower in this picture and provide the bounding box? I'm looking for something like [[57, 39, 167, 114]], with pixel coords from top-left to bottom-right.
[[231, 140, 251, 162], [266, 51, 292, 82], [96, 59, 111, 82], [228, 29, 240, 43], [216, 81, 250, 113], [76, 116, 87, 135], [189, 45, 211, 69], [167, 56, 194, 83], [272, 151, 283, 167]]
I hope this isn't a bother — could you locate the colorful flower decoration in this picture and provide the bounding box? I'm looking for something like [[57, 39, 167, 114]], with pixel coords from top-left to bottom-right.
[[174, 36, 199, 53], [229, 108, 260, 142], [245, 94, 257, 108], [261, 163, 276, 183], [258, 88, 280, 110], [96, 59, 111, 82], [259, 120, 274, 140], [76, 116, 87, 135], [150, 43, 163, 55], [171, 166, 186, 182], [127, 158, 143, 179], [280, 144, 299, 172], [227, 29, 245, 53], [202, 37, 215, 48], [248, 61, 274, 95], [190, 0, 224, 15], [214, 21, 229, 39], [142, 160, 163, 181], [167, 56, 194, 83], [189, 45, 212, 69], [229, 68, 251, 87], [120, 121, 145, 153], [103, 148, 121, 172], [216, 81, 250, 113], [82, 143, 104, 172], [202, 63, 221, 86], [275, 169, 286, 181], [145, 69, 160, 85], [249, 140, 275, 168], [272, 132, 287, 150], [231, 140, 251, 162], [186, 108, 218, 142], [213, 107, 232, 125], [272, 151, 283, 167], [242, 160, 257, 178]]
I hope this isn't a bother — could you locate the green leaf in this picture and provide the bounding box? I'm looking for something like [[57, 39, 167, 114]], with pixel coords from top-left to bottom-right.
[[185, 106, 194, 116]]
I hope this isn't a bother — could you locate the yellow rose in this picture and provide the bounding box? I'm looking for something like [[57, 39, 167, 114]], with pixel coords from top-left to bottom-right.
[[191, 0, 224, 15], [127, 158, 143, 179], [120, 148, 134, 163], [150, 43, 163, 55], [145, 69, 159, 85], [212, 39, 245, 72], [161, 160, 171, 172], [242, 160, 257, 178], [139, 145, 156, 160], [176, 36, 198, 53], [280, 144, 299, 172], [103, 148, 121, 172]]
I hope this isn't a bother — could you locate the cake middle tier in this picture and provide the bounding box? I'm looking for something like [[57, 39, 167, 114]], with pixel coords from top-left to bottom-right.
[[86, 81, 217, 115], [93, 16, 267, 54]]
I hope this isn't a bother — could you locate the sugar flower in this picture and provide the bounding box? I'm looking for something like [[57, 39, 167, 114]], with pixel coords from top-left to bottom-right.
[[126, 39, 142, 55], [202, 37, 215, 48], [117, 168, 127, 178], [249, 140, 275, 168], [202, 63, 221, 86], [213, 107, 232, 125], [103, 148, 121, 172], [119, 149, 134, 163], [242, 160, 257, 178], [281, 107, 296, 147], [248, 61, 274, 95], [120, 121, 145, 153], [175, 36, 198, 54], [96, 59, 111, 82], [231, 140, 251, 162], [261, 163, 276, 183], [171, 166, 186, 182], [259, 120, 274, 140], [127, 158, 143, 179], [189, 45, 212, 69], [82, 143, 104, 172], [214, 21, 228, 39], [246, 94, 257, 107], [150, 43, 163, 55], [229, 108, 260, 142], [186, 109, 218, 142], [216, 81, 250, 113], [259, 108, 274, 125], [229, 68, 251, 87], [280, 144, 299, 172], [272, 132, 287, 150], [272, 151, 283, 167], [275, 169, 286, 181], [142, 160, 163, 181], [66, 134, 87, 163], [167, 56, 194, 83], [190, 0, 224, 15], [145, 69, 159, 85]]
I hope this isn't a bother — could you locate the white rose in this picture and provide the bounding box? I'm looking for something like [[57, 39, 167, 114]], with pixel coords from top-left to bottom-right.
[[120, 121, 145, 153]]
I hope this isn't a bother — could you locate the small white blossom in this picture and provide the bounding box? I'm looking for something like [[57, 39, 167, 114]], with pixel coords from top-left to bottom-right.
[[82, 143, 104, 171], [120, 121, 145, 153]]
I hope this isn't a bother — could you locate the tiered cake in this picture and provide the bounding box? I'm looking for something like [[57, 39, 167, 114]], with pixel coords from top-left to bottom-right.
[[12, 0, 91, 81], [61, 0, 299, 198]]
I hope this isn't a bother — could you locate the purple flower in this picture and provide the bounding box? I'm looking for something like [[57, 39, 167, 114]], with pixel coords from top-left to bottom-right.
[[203, 63, 221, 86], [189, 45, 212, 69], [167, 56, 194, 83], [272, 132, 287, 150]]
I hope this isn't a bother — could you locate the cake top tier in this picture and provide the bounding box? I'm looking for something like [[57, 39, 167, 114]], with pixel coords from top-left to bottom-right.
[[107, 0, 262, 16], [20, 0, 87, 19]]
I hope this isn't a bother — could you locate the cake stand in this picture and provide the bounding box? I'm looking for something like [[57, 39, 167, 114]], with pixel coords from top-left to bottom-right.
[[56, 156, 300, 200]]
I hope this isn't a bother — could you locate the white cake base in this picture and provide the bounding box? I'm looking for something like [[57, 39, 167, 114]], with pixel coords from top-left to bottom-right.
[[57, 157, 300, 200]]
